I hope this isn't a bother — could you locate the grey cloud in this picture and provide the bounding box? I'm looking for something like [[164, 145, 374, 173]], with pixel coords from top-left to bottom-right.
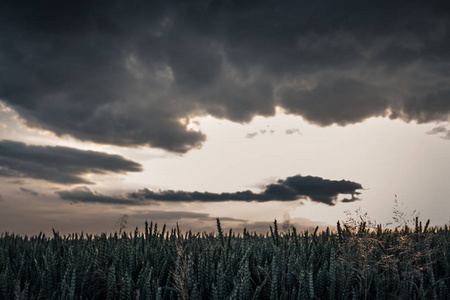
[[132, 210, 245, 222], [1, 1, 449, 152], [443, 131, 450, 140], [0, 140, 142, 184], [219, 217, 247, 222], [134, 211, 210, 220], [285, 128, 301, 135], [20, 187, 39, 196], [130, 174, 363, 206], [7, 179, 26, 185], [56, 174, 362, 206], [425, 124, 450, 141], [246, 129, 270, 138], [57, 187, 151, 205], [426, 125, 447, 135]]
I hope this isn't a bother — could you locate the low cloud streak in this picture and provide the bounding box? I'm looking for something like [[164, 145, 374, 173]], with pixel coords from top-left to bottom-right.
[[0, 140, 142, 184], [127, 175, 363, 206], [57, 175, 362, 206], [57, 187, 151, 205], [20, 187, 39, 196]]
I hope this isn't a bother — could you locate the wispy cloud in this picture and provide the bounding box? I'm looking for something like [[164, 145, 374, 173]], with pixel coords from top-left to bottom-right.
[[245, 128, 274, 139], [443, 131, 450, 140], [245, 132, 258, 139], [131, 210, 246, 223], [20, 187, 39, 196], [426, 125, 447, 135], [7, 179, 26, 185], [285, 128, 301, 135], [425, 125, 450, 141]]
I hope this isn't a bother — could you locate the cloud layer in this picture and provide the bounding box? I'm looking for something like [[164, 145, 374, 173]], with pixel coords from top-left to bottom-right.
[[0, 140, 142, 184], [1, 0, 449, 152], [59, 174, 363, 206]]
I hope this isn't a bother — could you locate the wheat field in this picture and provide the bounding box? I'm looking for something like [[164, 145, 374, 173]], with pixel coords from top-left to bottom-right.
[[1, 218, 449, 300]]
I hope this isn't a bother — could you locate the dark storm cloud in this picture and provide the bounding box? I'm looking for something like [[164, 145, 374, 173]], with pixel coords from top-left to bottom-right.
[[0, 140, 142, 184], [1, 0, 449, 152], [130, 175, 363, 206], [57, 187, 149, 205], [56, 175, 362, 206], [20, 187, 39, 196], [280, 78, 389, 126]]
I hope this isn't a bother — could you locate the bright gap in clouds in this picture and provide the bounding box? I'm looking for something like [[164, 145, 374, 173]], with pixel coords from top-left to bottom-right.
[[123, 109, 450, 227], [1, 101, 450, 234]]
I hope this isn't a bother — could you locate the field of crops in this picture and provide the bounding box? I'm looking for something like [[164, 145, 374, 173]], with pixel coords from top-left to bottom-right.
[[1, 218, 449, 300]]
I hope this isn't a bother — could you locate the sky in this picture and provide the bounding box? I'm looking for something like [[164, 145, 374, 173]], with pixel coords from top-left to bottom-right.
[[0, 0, 449, 235]]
